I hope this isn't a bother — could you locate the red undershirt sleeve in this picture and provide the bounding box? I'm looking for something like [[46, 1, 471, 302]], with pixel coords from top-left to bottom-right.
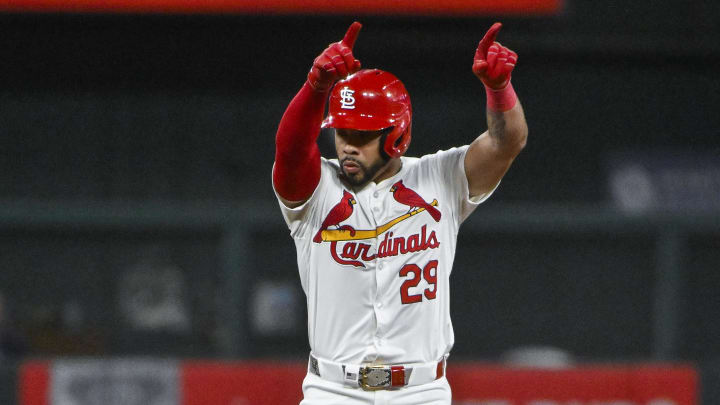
[[272, 81, 328, 202]]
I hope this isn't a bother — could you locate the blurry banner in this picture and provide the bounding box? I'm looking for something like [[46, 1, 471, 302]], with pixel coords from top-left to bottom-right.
[[0, 0, 562, 15], [20, 360, 697, 405], [450, 364, 698, 405], [180, 363, 697, 405], [19, 361, 50, 405], [607, 151, 720, 212], [182, 361, 306, 405], [50, 359, 179, 405]]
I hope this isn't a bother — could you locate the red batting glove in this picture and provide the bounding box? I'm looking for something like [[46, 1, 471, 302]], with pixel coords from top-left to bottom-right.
[[472, 22, 518, 90], [307, 22, 363, 92]]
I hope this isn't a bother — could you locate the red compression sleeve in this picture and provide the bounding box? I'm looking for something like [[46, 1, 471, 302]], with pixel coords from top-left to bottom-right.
[[273, 81, 327, 202]]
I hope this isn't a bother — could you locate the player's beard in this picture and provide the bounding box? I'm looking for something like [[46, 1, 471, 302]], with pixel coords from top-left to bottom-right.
[[339, 156, 388, 187]]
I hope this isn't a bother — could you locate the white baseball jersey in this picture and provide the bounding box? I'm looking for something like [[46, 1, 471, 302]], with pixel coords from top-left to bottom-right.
[[274, 145, 495, 366]]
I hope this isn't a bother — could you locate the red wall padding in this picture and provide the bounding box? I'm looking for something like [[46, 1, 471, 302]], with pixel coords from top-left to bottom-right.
[[19, 359, 697, 405]]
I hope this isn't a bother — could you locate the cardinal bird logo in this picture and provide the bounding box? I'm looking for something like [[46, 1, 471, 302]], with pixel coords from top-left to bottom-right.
[[313, 190, 357, 243], [390, 180, 441, 222]]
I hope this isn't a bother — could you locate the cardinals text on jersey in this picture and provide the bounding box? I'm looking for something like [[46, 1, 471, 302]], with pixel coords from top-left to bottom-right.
[[314, 182, 442, 268]]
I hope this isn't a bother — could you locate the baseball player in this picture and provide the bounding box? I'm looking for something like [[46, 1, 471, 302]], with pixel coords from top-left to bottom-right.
[[273, 21, 527, 404]]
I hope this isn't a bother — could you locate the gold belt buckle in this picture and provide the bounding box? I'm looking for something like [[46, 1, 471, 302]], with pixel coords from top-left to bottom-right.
[[360, 365, 392, 391]]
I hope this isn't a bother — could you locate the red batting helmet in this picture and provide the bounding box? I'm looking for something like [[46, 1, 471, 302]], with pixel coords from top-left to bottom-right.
[[322, 69, 412, 159]]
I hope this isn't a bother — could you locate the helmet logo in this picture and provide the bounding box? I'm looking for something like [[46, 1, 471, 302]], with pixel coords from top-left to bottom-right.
[[339, 87, 356, 109]]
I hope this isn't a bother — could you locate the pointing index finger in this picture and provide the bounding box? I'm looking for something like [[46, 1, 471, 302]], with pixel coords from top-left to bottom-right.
[[341, 21, 362, 50], [478, 22, 502, 57]]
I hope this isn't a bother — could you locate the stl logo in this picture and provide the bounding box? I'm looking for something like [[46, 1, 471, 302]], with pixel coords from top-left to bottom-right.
[[339, 87, 356, 109]]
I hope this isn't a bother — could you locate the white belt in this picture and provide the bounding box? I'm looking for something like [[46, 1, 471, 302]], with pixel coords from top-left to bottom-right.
[[308, 354, 447, 390]]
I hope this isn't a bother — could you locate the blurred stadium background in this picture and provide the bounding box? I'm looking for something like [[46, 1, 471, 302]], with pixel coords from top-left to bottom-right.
[[0, 0, 718, 404]]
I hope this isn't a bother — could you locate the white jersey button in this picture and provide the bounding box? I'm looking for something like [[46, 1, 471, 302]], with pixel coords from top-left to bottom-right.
[[373, 191, 379, 198]]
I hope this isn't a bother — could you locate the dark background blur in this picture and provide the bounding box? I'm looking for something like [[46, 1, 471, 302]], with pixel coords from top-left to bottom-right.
[[0, 0, 719, 402]]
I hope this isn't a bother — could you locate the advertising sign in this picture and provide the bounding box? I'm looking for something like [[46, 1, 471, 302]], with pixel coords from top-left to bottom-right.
[[50, 359, 179, 405]]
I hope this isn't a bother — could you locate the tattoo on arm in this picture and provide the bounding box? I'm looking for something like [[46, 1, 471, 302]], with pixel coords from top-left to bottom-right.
[[487, 110, 506, 142]]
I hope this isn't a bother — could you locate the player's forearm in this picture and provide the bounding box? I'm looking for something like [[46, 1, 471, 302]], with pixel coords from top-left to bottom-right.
[[472, 23, 528, 157], [272, 82, 326, 201], [486, 95, 528, 158]]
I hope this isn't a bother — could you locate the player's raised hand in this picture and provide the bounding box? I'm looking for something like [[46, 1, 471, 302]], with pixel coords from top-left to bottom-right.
[[307, 22, 363, 92], [472, 22, 518, 90]]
